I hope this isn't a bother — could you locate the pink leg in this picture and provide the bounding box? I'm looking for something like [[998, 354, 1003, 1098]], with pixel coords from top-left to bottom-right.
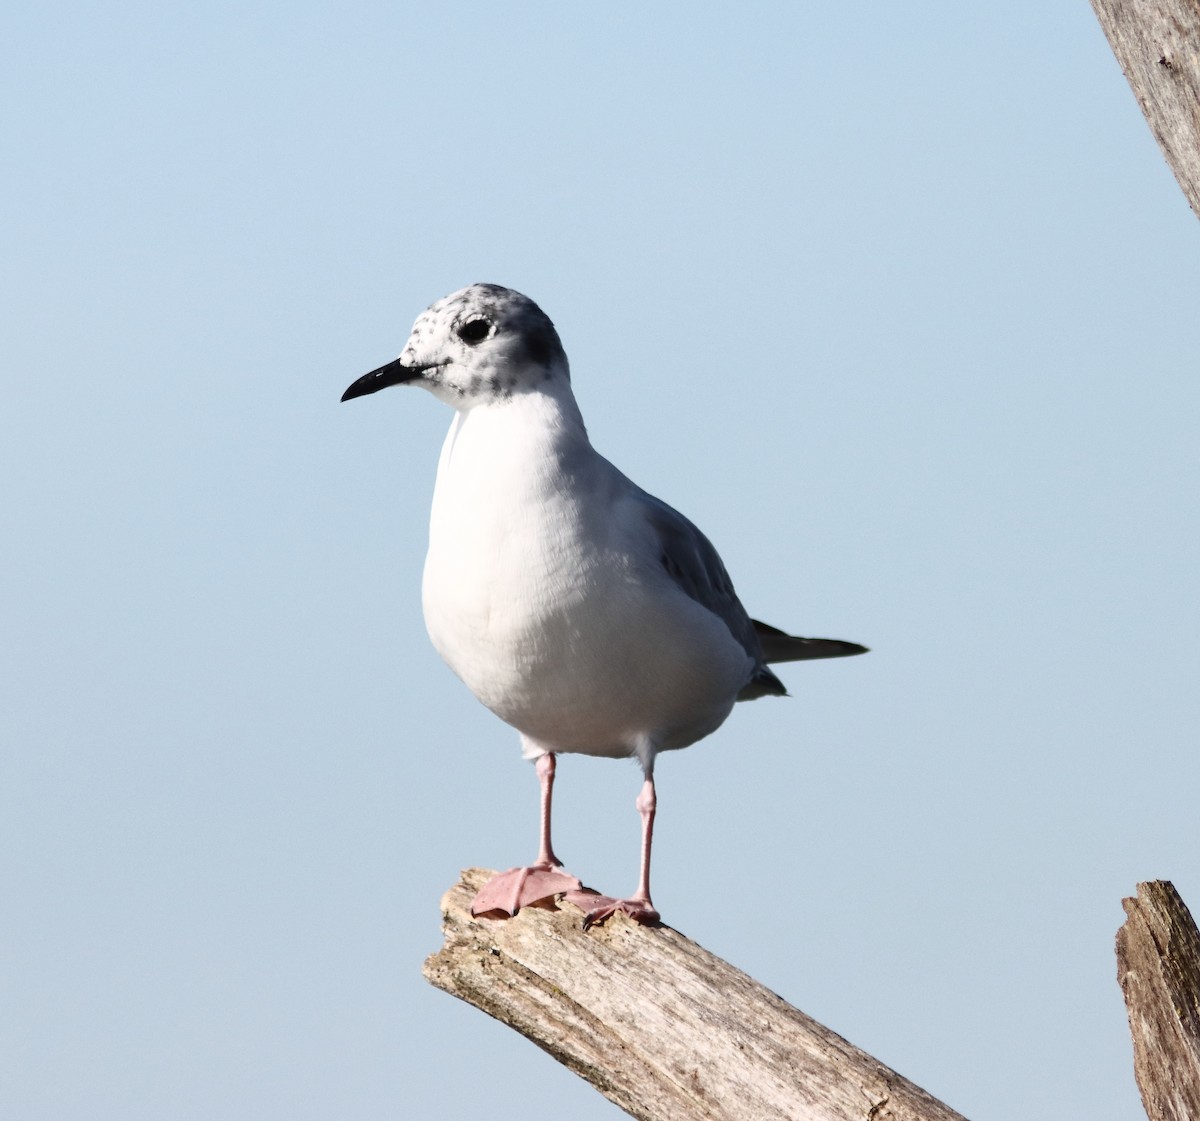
[[533, 753, 561, 868], [566, 774, 662, 929], [633, 776, 657, 910], [470, 753, 582, 919]]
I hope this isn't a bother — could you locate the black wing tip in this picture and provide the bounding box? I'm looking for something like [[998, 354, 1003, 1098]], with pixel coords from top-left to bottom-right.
[[757, 632, 870, 663], [825, 640, 869, 657], [750, 618, 868, 656], [793, 638, 869, 659]]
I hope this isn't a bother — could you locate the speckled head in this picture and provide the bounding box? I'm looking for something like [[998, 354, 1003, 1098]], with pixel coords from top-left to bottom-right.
[[341, 283, 569, 408]]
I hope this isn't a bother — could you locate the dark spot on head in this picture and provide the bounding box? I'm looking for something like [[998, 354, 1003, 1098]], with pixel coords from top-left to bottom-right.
[[497, 299, 567, 375], [521, 318, 564, 368]]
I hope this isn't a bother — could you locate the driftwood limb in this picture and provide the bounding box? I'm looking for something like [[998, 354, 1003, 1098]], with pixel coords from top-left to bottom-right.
[[1117, 881, 1200, 1121], [424, 868, 967, 1121], [1089, 0, 1200, 217]]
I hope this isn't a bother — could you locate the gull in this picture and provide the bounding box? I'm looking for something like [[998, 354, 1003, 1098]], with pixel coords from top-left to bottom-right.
[[342, 283, 866, 926]]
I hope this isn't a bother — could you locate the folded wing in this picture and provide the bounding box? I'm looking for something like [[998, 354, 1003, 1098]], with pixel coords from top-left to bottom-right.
[[633, 490, 867, 702]]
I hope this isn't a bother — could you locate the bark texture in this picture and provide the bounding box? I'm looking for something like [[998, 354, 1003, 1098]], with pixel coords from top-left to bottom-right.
[[1117, 881, 1200, 1121], [424, 868, 968, 1121], [1090, 0, 1200, 216]]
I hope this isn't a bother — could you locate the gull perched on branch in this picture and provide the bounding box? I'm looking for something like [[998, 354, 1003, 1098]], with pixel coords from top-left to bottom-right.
[[342, 283, 866, 926]]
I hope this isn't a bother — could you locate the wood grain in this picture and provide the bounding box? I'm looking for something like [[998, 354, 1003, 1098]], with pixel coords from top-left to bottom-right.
[[424, 868, 968, 1121], [1090, 0, 1200, 217], [1117, 881, 1200, 1121]]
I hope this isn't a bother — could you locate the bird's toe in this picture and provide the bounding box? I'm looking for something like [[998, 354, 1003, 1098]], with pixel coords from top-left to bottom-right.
[[563, 888, 661, 929]]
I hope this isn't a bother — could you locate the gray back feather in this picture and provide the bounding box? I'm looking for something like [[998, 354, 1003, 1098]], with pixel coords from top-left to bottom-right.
[[635, 490, 787, 700]]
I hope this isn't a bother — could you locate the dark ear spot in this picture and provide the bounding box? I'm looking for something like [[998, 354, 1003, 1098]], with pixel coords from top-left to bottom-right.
[[523, 320, 566, 368]]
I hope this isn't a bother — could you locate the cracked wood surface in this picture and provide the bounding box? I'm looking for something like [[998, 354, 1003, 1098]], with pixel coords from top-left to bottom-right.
[[423, 868, 968, 1121], [1117, 881, 1200, 1121], [1090, 0, 1200, 217]]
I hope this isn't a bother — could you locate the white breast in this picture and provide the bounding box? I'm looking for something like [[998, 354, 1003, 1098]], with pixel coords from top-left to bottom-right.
[[421, 393, 753, 758]]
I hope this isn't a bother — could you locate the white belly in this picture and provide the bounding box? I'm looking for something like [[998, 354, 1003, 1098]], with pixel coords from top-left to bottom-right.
[[420, 407, 752, 757]]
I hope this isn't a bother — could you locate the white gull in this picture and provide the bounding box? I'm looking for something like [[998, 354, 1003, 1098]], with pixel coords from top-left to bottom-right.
[[342, 283, 866, 926]]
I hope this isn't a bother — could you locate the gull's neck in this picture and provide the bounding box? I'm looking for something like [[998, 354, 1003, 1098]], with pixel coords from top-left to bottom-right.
[[441, 369, 589, 467]]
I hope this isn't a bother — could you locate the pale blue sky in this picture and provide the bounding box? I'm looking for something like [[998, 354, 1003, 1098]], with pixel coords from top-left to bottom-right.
[[4, 3, 1198, 1119]]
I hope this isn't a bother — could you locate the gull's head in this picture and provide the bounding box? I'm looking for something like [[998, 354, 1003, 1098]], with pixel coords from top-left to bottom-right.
[[341, 283, 569, 409]]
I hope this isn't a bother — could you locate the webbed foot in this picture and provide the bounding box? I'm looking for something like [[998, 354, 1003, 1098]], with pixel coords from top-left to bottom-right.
[[563, 888, 661, 929], [470, 865, 583, 918]]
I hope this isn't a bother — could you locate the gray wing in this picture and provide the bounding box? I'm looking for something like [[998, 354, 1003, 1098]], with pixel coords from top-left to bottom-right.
[[634, 491, 869, 699], [634, 490, 787, 700]]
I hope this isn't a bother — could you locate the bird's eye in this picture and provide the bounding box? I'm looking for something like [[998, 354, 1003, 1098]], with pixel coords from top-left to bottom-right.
[[456, 318, 491, 345]]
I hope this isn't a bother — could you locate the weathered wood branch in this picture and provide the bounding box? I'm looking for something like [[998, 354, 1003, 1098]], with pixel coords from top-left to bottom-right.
[[1089, 0, 1200, 217], [1117, 881, 1200, 1121], [424, 868, 968, 1121]]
